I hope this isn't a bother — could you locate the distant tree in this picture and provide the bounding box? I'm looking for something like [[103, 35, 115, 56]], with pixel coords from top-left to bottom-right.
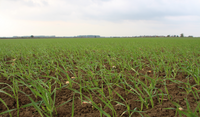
[[31, 35, 34, 38], [167, 35, 170, 37], [180, 33, 184, 37]]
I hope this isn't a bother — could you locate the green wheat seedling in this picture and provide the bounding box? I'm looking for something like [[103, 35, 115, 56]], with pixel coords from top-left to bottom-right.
[[19, 79, 57, 117], [0, 83, 15, 117], [0, 76, 21, 117], [0, 38, 200, 116], [90, 89, 116, 117], [113, 90, 132, 116], [165, 98, 200, 117]]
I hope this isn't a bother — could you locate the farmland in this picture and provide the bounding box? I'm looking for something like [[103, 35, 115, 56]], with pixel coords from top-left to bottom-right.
[[0, 38, 200, 117]]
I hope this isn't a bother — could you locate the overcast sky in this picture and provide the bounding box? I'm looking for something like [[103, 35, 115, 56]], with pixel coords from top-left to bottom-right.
[[0, 0, 200, 37]]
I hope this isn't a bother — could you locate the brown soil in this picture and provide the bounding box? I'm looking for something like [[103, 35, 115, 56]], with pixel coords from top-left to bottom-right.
[[0, 58, 200, 117]]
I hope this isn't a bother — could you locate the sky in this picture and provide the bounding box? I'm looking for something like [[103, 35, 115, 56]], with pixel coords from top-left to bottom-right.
[[0, 0, 200, 37]]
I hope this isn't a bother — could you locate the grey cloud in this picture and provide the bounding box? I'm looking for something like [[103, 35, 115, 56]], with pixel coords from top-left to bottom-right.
[[3, 0, 49, 7], [79, 0, 200, 21], [1, 0, 200, 22], [50, 0, 200, 22]]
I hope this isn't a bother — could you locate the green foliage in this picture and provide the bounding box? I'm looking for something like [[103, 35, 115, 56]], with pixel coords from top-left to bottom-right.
[[0, 37, 200, 116]]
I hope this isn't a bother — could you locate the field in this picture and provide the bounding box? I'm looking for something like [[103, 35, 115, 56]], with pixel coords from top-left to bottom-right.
[[0, 38, 200, 117]]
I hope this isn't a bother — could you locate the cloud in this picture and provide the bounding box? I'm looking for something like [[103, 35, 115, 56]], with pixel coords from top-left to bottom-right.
[[1, 0, 200, 22], [3, 0, 49, 7], [0, 0, 200, 37]]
